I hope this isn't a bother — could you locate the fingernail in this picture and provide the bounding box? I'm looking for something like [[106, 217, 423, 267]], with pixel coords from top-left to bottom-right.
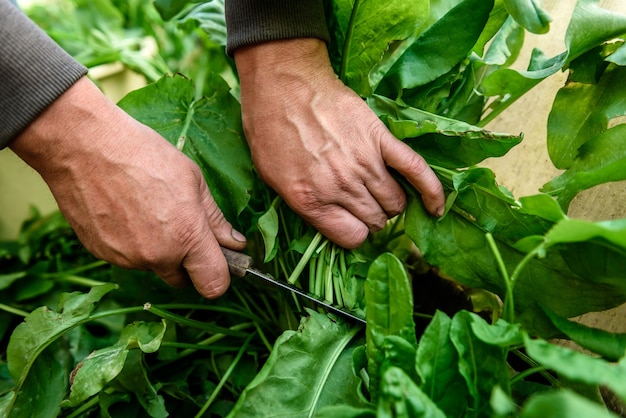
[[232, 229, 247, 242], [435, 206, 445, 217]]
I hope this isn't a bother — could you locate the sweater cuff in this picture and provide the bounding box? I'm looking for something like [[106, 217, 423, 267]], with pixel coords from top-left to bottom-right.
[[225, 0, 330, 56], [0, 0, 87, 149]]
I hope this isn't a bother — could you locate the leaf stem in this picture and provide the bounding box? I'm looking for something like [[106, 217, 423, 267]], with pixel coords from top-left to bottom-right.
[[339, 0, 361, 83], [144, 303, 249, 336], [66, 395, 99, 418], [58, 275, 109, 288], [194, 333, 255, 418], [485, 233, 515, 322], [288, 232, 323, 284], [0, 303, 29, 317]]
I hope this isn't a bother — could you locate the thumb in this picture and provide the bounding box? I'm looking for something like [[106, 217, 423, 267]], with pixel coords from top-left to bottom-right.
[[184, 188, 246, 299], [200, 187, 247, 251], [381, 136, 445, 217]]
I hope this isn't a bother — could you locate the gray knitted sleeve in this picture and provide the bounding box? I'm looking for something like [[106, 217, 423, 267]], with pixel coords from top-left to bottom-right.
[[0, 0, 87, 148], [224, 0, 330, 56]]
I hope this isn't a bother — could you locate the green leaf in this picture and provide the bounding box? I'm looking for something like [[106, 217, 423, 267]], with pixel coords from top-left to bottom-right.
[[65, 321, 166, 407], [450, 311, 510, 416], [118, 74, 253, 226], [377, 367, 446, 418], [258, 206, 279, 263], [6, 341, 72, 418], [543, 308, 626, 362], [565, 0, 626, 64], [7, 284, 117, 381], [480, 0, 626, 125], [416, 311, 467, 418], [520, 389, 619, 418], [405, 168, 626, 336], [316, 405, 376, 418], [154, 0, 202, 21], [228, 311, 364, 417], [341, 0, 430, 96], [0, 272, 26, 291], [524, 335, 626, 403], [381, 0, 494, 92], [66, 344, 128, 407], [541, 218, 626, 293], [502, 0, 551, 34], [179, 1, 227, 46], [369, 95, 522, 168], [546, 65, 626, 170], [365, 253, 416, 402], [117, 350, 168, 418]]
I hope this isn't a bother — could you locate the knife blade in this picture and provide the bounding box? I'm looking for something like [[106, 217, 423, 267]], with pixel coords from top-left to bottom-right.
[[221, 247, 366, 325]]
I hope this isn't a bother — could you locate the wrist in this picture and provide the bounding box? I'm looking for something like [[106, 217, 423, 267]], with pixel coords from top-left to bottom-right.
[[9, 77, 120, 177], [234, 38, 336, 95]]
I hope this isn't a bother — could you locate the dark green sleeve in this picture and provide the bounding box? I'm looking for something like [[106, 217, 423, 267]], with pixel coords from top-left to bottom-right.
[[224, 0, 330, 55], [0, 0, 87, 149]]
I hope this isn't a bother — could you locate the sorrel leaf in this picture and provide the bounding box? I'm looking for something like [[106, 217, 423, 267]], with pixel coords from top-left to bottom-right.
[[365, 253, 416, 402], [65, 321, 167, 407], [520, 389, 620, 418], [7, 284, 117, 381], [5, 341, 72, 418], [369, 95, 522, 168], [449, 311, 510, 416], [502, 0, 551, 34], [227, 310, 363, 417], [524, 334, 626, 403], [4, 284, 117, 416], [543, 308, 626, 361], [405, 170, 626, 336], [338, 0, 429, 96], [118, 74, 253, 226], [415, 311, 467, 418], [379, 0, 494, 94], [378, 367, 446, 418]]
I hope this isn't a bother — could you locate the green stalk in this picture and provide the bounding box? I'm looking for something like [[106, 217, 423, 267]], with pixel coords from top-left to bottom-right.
[[485, 233, 515, 323], [151, 322, 255, 371], [510, 348, 560, 387], [144, 303, 249, 336], [154, 303, 256, 319], [194, 333, 254, 418], [57, 275, 108, 288], [66, 395, 99, 418], [510, 365, 550, 385], [324, 245, 335, 304], [0, 303, 29, 317], [339, 0, 361, 83], [288, 232, 323, 284], [315, 245, 327, 296], [47, 260, 108, 276], [309, 257, 317, 296]]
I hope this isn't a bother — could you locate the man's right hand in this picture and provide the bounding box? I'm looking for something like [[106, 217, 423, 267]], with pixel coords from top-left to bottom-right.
[[234, 38, 445, 249]]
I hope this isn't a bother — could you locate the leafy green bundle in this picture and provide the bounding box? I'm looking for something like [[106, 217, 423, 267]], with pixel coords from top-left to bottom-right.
[[3, 0, 626, 417]]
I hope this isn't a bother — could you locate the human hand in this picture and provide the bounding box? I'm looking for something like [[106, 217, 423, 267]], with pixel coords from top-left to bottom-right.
[[9, 77, 246, 298], [234, 38, 445, 249]]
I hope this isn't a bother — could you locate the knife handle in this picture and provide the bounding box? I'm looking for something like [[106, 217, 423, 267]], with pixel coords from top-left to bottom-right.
[[221, 247, 253, 278]]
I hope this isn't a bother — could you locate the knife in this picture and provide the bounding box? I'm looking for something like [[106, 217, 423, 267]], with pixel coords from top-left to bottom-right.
[[221, 247, 366, 325]]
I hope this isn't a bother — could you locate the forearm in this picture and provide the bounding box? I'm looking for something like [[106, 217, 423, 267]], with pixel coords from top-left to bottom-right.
[[0, 0, 86, 148]]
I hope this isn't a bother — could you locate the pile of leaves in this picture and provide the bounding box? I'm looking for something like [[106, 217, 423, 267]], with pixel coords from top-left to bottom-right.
[[3, 0, 626, 417]]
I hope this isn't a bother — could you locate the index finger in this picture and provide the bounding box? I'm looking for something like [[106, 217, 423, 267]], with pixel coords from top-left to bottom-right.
[[381, 136, 445, 217]]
